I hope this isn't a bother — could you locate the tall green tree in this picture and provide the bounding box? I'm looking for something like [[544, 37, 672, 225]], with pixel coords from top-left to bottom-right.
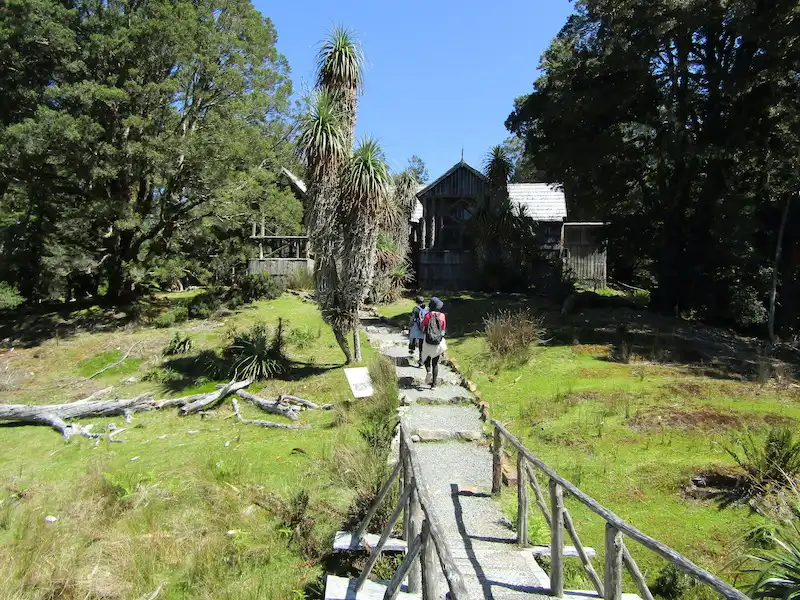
[[0, 0, 297, 302], [508, 0, 800, 332]]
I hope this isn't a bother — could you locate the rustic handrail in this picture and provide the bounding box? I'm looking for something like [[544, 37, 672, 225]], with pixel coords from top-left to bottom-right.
[[491, 420, 750, 600], [400, 421, 472, 600]]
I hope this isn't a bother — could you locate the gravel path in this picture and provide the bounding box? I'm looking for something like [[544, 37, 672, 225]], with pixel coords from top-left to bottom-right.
[[363, 317, 550, 600]]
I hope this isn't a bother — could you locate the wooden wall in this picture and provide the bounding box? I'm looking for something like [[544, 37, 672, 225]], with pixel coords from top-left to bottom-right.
[[417, 250, 476, 291], [248, 258, 314, 279], [562, 225, 607, 288]]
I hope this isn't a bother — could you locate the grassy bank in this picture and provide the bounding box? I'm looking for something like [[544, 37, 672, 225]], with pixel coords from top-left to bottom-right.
[[379, 294, 798, 596], [0, 294, 384, 600]]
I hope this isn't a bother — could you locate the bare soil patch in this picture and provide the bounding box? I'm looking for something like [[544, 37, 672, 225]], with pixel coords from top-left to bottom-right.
[[626, 405, 793, 432]]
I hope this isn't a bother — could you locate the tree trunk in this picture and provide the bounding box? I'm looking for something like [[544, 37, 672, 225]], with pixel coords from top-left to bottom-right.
[[769, 193, 793, 344], [333, 325, 353, 364], [353, 320, 362, 363]]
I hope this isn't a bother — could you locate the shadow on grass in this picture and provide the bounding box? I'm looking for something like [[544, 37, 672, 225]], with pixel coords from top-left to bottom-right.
[[158, 352, 342, 394], [382, 292, 800, 381], [0, 295, 187, 348]]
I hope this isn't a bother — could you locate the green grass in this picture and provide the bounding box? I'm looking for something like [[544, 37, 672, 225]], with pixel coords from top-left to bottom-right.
[[0, 294, 379, 600], [379, 295, 798, 595]]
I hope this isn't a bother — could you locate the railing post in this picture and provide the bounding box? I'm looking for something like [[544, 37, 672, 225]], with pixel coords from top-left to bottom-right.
[[401, 429, 411, 540], [549, 479, 564, 597], [492, 425, 502, 494], [407, 487, 423, 593], [517, 451, 528, 546], [604, 524, 623, 600], [421, 516, 440, 599]]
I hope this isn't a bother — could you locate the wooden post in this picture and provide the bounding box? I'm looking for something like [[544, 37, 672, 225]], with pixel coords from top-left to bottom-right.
[[407, 487, 423, 593], [563, 507, 604, 597], [259, 243, 264, 260], [517, 451, 528, 546], [384, 524, 426, 600], [604, 524, 623, 600], [492, 426, 502, 494], [526, 464, 552, 528], [251, 222, 257, 237], [353, 460, 402, 542], [421, 517, 440, 599], [356, 484, 414, 591], [623, 546, 655, 600], [550, 479, 564, 597]]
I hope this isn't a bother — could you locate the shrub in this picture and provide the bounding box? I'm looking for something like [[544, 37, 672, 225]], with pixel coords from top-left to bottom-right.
[[188, 291, 222, 319], [239, 273, 284, 303], [359, 418, 398, 454], [285, 268, 315, 291], [631, 288, 650, 308], [651, 564, 699, 599], [0, 282, 24, 310], [747, 523, 800, 599], [162, 332, 192, 356], [726, 427, 800, 492], [484, 309, 545, 359], [154, 306, 188, 328], [224, 320, 290, 380], [288, 326, 317, 350]]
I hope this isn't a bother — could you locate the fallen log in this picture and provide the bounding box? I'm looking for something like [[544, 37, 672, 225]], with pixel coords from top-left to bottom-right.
[[179, 380, 252, 415], [231, 399, 311, 430], [234, 390, 299, 421], [279, 394, 334, 411], [0, 394, 156, 440]]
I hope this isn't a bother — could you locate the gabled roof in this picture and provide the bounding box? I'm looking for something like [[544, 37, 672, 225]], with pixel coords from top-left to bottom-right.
[[507, 183, 567, 221], [281, 167, 307, 195], [416, 160, 487, 197]]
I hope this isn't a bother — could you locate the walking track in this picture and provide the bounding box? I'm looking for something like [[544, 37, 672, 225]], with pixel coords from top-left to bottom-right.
[[363, 316, 553, 600]]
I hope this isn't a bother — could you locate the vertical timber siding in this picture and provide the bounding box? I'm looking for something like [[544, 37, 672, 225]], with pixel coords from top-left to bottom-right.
[[562, 224, 607, 288]]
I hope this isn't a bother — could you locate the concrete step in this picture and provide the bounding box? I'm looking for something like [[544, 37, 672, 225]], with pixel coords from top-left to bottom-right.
[[324, 575, 419, 600], [405, 405, 484, 442], [400, 385, 475, 405], [396, 365, 462, 387], [333, 531, 407, 553]]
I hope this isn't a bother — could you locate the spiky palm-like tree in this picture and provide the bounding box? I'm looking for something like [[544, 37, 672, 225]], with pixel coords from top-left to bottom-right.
[[484, 144, 514, 207], [340, 137, 391, 361], [316, 25, 363, 148], [296, 90, 352, 361]]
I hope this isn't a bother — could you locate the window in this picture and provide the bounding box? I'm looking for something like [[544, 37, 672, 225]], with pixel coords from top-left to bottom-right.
[[438, 199, 475, 249]]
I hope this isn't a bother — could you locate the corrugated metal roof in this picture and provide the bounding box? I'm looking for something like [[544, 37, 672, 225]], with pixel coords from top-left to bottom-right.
[[507, 183, 567, 221]]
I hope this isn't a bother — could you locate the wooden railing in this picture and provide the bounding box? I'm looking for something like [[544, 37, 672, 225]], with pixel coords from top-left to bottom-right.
[[491, 420, 750, 600], [336, 422, 470, 599]]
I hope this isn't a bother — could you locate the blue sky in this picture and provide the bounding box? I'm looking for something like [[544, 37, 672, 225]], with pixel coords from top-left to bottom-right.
[[256, 0, 574, 179]]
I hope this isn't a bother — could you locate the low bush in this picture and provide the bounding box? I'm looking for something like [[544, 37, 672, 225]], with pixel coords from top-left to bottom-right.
[[726, 427, 800, 492], [239, 273, 284, 303], [0, 282, 25, 310], [154, 306, 188, 328], [483, 309, 545, 359], [162, 332, 192, 356], [288, 325, 318, 350], [747, 523, 800, 599], [651, 564, 700, 599], [631, 288, 650, 308], [188, 291, 222, 319], [223, 320, 290, 380], [285, 268, 315, 291]]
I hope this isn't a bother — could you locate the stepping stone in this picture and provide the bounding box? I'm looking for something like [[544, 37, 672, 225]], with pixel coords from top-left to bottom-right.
[[383, 346, 413, 366], [332, 531, 407, 553], [405, 405, 483, 439], [400, 385, 475, 405], [395, 365, 461, 387], [324, 575, 420, 600], [413, 428, 482, 442]]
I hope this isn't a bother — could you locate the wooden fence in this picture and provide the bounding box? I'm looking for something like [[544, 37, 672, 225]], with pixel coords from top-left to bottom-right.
[[490, 420, 750, 600], [326, 421, 470, 599]]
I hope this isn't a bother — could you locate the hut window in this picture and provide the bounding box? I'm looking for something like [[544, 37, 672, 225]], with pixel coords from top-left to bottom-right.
[[438, 199, 474, 249]]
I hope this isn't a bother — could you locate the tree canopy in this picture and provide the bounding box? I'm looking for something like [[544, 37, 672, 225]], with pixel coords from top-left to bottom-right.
[[0, 0, 299, 303], [507, 0, 800, 333]]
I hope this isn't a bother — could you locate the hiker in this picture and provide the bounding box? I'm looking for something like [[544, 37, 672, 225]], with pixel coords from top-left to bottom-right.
[[408, 295, 428, 366], [421, 297, 447, 388]]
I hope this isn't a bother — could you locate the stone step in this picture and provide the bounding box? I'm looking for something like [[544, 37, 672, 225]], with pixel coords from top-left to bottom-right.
[[405, 405, 484, 440], [400, 385, 475, 405], [333, 531, 407, 553], [395, 365, 461, 387], [324, 575, 420, 600]]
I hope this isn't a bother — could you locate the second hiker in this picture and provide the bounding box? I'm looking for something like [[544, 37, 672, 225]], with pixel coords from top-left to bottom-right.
[[407, 295, 427, 367], [421, 297, 447, 388]]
